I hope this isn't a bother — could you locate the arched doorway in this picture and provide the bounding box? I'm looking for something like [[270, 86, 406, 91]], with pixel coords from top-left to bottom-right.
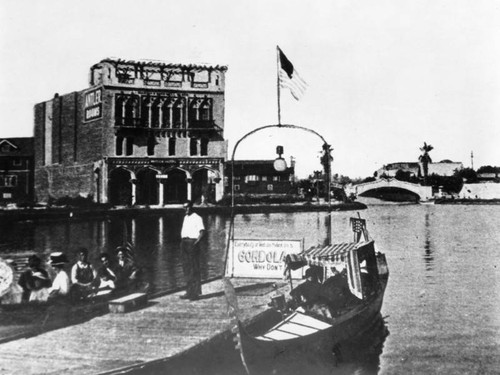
[[192, 168, 217, 204], [109, 168, 132, 206], [164, 169, 187, 203], [136, 168, 159, 205]]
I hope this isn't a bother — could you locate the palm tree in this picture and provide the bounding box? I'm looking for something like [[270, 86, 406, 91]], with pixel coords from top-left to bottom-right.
[[419, 142, 433, 184]]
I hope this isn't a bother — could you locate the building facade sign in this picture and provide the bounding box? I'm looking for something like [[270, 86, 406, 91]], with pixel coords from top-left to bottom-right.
[[225, 239, 303, 279], [84, 87, 103, 121]]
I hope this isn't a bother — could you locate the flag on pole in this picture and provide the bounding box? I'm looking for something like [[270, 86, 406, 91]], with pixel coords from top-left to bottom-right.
[[278, 47, 308, 100]]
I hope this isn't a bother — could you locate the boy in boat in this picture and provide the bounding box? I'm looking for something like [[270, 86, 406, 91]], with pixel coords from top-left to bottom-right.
[[18, 254, 52, 302], [47, 252, 71, 300], [70, 247, 98, 300], [114, 246, 138, 290], [97, 252, 117, 290]]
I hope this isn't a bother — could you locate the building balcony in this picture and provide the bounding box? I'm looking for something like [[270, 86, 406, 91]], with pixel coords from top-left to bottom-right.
[[114, 119, 223, 139]]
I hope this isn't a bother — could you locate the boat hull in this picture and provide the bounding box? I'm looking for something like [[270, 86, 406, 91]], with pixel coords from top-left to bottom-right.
[[237, 276, 388, 375]]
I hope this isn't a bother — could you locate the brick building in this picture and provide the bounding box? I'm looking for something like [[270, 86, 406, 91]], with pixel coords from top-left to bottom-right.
[[0, 138, 34, 204], [225, 160, 295, 195], [34, 58, 228, 205]]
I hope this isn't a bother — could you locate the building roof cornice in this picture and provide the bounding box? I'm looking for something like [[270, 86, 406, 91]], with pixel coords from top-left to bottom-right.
[[95, 57, 228, 72]]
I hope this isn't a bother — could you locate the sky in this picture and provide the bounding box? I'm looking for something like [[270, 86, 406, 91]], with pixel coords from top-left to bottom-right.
[[1, 0, 499, 178]]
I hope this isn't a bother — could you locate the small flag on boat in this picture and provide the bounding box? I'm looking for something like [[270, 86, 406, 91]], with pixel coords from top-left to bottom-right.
[[350, 218, 366, 233], [278, 47, 308, 100]]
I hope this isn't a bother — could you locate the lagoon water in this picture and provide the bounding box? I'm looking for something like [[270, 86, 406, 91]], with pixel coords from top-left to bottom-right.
[[1, 204, 499, 374]]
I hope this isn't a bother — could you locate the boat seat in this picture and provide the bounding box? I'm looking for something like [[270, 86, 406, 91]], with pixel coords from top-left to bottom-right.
[[256, 311, 332, 341], [108, 292, 148, 313]]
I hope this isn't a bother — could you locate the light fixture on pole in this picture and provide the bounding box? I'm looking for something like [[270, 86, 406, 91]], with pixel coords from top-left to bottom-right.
[[273, 145, 287, 172]]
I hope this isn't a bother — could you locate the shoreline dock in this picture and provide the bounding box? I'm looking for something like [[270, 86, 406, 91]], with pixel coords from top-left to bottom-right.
[[0, 278, 289, 375], [0, 201, 366, 223]]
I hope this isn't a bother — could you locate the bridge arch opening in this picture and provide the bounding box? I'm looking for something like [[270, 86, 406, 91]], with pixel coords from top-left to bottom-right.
[[358, 187, 420, 202]]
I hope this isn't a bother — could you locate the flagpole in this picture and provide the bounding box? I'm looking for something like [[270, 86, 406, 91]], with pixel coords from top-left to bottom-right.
[[276, 45, 282, 126]]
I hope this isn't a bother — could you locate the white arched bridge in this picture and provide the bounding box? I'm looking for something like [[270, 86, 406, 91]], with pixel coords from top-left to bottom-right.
[[350, 178, 433, 201]]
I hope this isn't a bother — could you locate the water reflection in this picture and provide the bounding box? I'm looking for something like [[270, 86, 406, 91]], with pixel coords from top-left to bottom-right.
[[331, 314, 390, 375], [423, 210, 434, 274]]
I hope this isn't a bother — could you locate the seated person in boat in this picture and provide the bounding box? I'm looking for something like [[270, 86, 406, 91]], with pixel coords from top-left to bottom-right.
[[97, 252, 117, 290], [47, 252, 71, 300], [290, 267, 322, 308], [70, 247, 98, 300], [320, 267, 352, 311], [18, 255, 52, 302], [114, 246, 139, 290]]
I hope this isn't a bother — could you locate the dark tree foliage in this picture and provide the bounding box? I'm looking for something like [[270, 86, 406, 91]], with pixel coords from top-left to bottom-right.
[[455, 168, 478, 183], [426, 174, 463, 193], [477, 165, 500, 173], [394, 170, 420, 183]]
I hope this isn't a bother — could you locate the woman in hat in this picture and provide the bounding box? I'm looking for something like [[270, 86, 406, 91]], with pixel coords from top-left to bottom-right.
[[48, 252, 71, 300], [18, 254, 52, 302]]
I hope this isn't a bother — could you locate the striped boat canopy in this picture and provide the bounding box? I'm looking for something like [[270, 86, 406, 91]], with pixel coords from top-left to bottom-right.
[[286, 240, 374, 269]]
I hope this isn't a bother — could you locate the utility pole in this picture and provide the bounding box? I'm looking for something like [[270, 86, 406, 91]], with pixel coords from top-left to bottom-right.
[[471, 151, 474, 170]]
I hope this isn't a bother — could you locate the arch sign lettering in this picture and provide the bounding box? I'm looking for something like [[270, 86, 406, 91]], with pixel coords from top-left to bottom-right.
[[84, 87, 102, 121], [225, 239, 304, 279]]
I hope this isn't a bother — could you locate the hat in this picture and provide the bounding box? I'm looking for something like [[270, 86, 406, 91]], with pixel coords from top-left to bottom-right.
[[28, 255, 42, 268], [49, 252, 68, 266], [32, 271, 50, 280]]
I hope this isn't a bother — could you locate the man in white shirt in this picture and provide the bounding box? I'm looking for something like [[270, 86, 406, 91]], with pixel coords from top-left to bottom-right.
[[48, 252, 71, 300], [180, 201, 205, 300]]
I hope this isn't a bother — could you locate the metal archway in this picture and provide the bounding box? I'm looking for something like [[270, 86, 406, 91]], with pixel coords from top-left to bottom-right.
[[229, 123, 332, 208], [225, 123, 333, 272]]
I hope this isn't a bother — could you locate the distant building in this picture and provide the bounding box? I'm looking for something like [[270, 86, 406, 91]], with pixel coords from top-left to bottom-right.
[[0, 138, 34, 204], [34, 58, 228, 205], [225, 160, 295, 195], [376, 160, 463, 179], [427, 160, 463, 177], [477, 172, 499, 182], [376, 162, 420, 178]]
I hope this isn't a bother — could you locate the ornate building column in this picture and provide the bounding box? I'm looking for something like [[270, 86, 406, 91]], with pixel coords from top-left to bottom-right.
[[158, 99, 165, 128], [130, 178, 137, 205], [186, 177, 192, 202], [157, 176, 167, 206], [147, 100, 153, 128]]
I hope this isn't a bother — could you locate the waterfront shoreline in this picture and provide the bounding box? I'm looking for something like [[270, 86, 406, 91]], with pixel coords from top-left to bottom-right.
[[0, 201, 367, 222], [434, 198, 500, 205]]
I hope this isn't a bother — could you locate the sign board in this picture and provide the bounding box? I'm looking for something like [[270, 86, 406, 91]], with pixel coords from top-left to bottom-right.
[[225, 239, 304, 279], [84, 87, 103, 122]]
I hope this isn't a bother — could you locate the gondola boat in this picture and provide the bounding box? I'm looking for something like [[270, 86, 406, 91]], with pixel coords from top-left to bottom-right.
[[220, 116, 390, 374], [228, 218, 389, 375]]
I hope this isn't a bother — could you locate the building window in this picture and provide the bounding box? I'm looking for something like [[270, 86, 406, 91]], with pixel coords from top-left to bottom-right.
[[190, 139, 198, 156], [173, 100, 183, 128], [168, 138, 176, 156], [267, 184, 273, 191], [115, 96, 126, 125], [12, 158, 22, 167], [125, 137, 134, 156], [0, 175, 17, 187], [234, 184, 240, 191], [188, 100, 198, 124], [200, 138, 208, 156], [1, 144, 11, 153], [116, 136, 123, 156], [147, 137, 155, 156], [261, 176, 267, 182], [200, 99, 211, 121], [273, 176, 280, 182], [246, 175, 258, 182]]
